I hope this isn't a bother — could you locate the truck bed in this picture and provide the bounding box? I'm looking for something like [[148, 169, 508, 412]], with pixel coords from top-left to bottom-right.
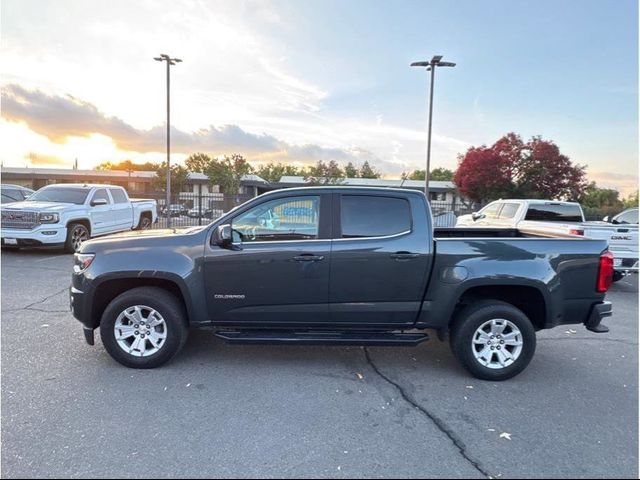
[[435, 227, 586, 239], [435, 227, 540, 238]]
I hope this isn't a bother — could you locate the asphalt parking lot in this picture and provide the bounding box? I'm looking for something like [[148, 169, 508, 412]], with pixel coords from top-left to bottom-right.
[[1, 249, 638, 479]]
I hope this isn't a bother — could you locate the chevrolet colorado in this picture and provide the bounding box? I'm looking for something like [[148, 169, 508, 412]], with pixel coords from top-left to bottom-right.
[[70, 187, 614, 380]]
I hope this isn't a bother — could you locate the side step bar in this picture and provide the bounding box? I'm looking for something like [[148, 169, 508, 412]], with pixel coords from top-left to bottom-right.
[[214, 330, 429, 347]]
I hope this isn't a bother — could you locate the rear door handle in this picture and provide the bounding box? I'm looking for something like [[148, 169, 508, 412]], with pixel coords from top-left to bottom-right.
[[390, 252, 420, 261], [293, 254, 325, 262]]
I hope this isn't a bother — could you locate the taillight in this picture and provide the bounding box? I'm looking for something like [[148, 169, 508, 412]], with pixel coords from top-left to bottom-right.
[[596, 251, 614, 293], [569, 229, 584, 236]]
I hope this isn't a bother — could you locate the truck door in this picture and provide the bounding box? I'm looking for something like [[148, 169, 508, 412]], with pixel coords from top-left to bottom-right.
[[109, 188, 133, 231], [204, 193, 332, 325], [329, 193, 433, 327], [88, 188, 114, 235]]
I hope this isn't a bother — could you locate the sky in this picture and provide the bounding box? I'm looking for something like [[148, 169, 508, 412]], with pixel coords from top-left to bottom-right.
[[1, 0, 638, 194]]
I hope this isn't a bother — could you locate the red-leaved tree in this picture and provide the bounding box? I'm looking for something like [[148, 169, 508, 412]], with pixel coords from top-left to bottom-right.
[[454, 133, 587, 203]]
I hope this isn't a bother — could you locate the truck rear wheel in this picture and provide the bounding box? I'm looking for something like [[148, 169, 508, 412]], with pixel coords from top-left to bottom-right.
[[136, 213, 152, 230], [450, 300, 536, 381], [99, 287, 188, 369]]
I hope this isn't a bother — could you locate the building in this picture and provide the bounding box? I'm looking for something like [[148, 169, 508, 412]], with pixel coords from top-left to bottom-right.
[[0, 167, 210, 197]]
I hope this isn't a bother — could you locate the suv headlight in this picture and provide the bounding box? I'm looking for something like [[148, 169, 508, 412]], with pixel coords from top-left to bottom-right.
[[39, 213, 60, 224], [73, 253, 95, 273]]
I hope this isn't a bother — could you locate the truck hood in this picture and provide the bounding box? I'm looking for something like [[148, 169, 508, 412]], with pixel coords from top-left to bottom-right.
[[81, 225, 208, 252], [1, 201, 75, 211]]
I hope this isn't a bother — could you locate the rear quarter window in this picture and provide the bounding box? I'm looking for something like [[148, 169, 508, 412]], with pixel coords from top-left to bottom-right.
[[524, 204, 583, 222], [341, 195, 411, 238]]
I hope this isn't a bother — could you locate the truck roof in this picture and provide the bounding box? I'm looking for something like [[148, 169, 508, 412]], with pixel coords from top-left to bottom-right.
[[493, 199, 581, 205], [39, 183, 124, 189], [260, 185, 427, 197]]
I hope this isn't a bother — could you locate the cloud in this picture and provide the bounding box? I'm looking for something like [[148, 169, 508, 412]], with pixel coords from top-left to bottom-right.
[[588, 170, 638, 197], [1, 84, 400, 170]]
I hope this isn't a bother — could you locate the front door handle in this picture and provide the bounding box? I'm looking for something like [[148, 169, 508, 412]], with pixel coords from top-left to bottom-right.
[[390, 252, 420, 261], [293, 254, 325, 262]]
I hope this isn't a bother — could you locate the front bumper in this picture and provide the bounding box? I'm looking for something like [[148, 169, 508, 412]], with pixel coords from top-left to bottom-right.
[[584, 301, 612, 333], [1, 226, 67, 246]]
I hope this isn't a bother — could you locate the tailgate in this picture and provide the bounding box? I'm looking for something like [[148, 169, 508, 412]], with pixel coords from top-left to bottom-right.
[[584, 224, 639, 258]]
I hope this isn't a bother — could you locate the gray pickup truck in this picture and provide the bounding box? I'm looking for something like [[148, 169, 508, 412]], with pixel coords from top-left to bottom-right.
[[70, 187, 614, 380]]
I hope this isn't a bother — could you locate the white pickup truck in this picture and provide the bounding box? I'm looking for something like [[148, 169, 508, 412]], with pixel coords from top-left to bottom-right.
[[456, 199, 638, 280], [0, 184, 157, 253], [583, 207, 639, 281]]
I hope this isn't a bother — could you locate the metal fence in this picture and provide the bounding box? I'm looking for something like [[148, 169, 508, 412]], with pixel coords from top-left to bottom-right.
[[430, 200, 476, 227], [143, 192, 253, 229]]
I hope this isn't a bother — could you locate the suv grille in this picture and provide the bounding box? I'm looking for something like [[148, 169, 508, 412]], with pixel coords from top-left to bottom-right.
[[1, 210, 39, 230]]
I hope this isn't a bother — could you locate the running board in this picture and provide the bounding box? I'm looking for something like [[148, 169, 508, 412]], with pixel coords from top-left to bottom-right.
[[214, 330, 429, 346]]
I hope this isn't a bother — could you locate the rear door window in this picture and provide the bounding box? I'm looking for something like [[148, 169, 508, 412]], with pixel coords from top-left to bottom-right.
[[109, 188, 129, 204], [340, 195, 411, 238], [525, 204, 583, 222]]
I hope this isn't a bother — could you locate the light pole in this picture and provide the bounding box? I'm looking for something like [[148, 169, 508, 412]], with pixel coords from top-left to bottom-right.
[[154, 54, 182, 227], [411, 55, 455, 200]]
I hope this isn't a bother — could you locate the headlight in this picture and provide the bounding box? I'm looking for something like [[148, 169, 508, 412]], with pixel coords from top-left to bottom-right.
[[39, 213, 59, 223], [73, 253, 95, 273]]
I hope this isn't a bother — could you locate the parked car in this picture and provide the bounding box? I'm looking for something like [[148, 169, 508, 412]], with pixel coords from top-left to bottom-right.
[[583, 207, 638, 281], [456, 199, 586, 236], [71, 187, 613, 381], [187, 207, 214, 219], [1, 184, 157, 252], [161, 204, 186, 217], [1, 184, 35, 204]]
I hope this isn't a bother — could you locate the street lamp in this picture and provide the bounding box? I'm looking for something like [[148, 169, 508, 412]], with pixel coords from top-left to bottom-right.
[[154, 54, 182, 228], [411, 55, 455, 200]]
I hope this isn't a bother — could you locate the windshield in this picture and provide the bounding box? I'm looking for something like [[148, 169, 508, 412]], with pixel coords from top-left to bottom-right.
[[27, 187, 89, 205]]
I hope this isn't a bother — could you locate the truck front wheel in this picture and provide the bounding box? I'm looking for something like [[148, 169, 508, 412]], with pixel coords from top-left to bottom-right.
[[450, 300, 536, 381], [64, 223, 90, 253], [99, 287, 188, 369]]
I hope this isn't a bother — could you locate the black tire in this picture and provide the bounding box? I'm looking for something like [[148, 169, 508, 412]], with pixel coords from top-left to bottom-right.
[[64, 223, 90, 253], [450, 300, 536, 381], [612, 271, 625, 282], [99, 287, 188, 369], [136, 214, 152, 230]]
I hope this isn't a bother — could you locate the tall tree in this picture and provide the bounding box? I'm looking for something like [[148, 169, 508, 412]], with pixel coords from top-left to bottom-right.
[[153, 161, 190, 196], [344, 162, 359, 178], [580, 182, 623, 209], [359, 161, 380, 179], [430, 168, 454, 181], [184, 152, 212, 173], [513, 136, 587, 200], [96, 159, 157, 171], [623, 190, 639, 209], [303, 160, 345, 185], [454, 133, 587, 203], [454, 146, 513, 203], [255, 162, 301, 183], [204, 154, 253, 194], [405, 169, 426, 180]]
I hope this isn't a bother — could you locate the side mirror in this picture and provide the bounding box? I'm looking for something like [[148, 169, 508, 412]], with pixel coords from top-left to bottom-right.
[[603, 216, 610, 223], [91, 198, 108, 207], [471, 212, 483, 221], [216, 224, 233, 248]]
